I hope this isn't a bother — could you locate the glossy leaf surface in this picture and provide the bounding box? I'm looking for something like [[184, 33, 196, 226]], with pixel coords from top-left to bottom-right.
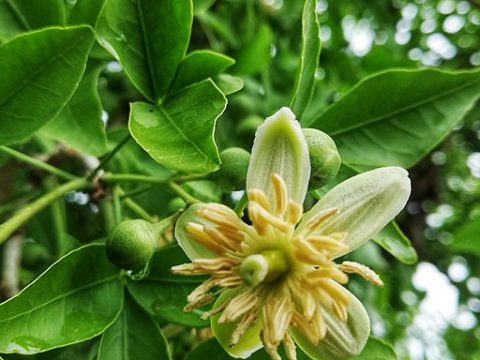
[[0, 26, 94, 145], [98, 0, 192, 101], [310, 69, 480, 168], [129, 79, 227, 173], [0, 244, 123, 354], [98, 292, 170, 360], [41, 62, 108, 157], [351, 337, 397, 360]]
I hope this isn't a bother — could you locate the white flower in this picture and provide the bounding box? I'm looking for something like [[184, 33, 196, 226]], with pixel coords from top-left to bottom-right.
[[172, 107, 411, 360]]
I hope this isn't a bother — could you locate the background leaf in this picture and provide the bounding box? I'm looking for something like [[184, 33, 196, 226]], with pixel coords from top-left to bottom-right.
[[309, 69, 480, 169], [290, 0, 321, 119], [98, 291, 171, 360], [41, 61, 108, 157], [66, 0, 107, 27], [0, 244, 123, 354], [126, 245, 209, 328], [351, 337, 397, 360], [0, 26, 95, 146], [0, 0, 65, 39], [129, 79, 227, 173], [169, 50, 235, 94], [97, 0, 192, 101], [373, 222, 418, 264], [449, 218, 480, 256]]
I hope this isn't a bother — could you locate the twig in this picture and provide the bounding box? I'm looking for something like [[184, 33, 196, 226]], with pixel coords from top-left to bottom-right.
[[0, 234, 22, 299]]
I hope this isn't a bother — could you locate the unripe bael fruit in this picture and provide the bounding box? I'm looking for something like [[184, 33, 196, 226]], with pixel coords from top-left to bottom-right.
[[106, 219, 158, 270], [210, 148, 250, 191], [302, 128, 341, 189]]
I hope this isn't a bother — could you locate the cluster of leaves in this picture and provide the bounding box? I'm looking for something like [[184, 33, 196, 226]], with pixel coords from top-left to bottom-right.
[[0, 0, 479, 359]]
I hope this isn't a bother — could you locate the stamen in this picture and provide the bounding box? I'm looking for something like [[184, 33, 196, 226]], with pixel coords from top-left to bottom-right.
[[184, 292, 215, 312], [200, 298, 231, 320], [261, 331, 282, 360], [306, 208, 338, 232], [332, 301, 348, 322], [293, 236, 329, 264], [186, 223, 225, 254], [229, 312, 257, 347], [272, 174, 288, 216], [315, 279, 351, 305], [204, 224, 241, 252], [339, 261, 384, 287], [248, 189, 271, 212], [307, 235, 350, 253], [198, 207, 242, 233], [218, 275, 243, 287], [310, 266, 349, 284], [219, 289, 258, 323], [286, 200, 303, 225], [187, 278, 219, 304], [250, 203, 290, 233], [283, 332, 297, 360]]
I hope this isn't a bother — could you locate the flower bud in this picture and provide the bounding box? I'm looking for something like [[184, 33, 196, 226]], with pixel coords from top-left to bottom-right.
[[302, 128, 341, 189], [106, 219, 158, 270], [210, 148, 250, 191]]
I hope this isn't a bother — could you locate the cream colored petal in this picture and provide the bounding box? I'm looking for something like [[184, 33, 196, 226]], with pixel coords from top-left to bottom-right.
[[290, 287, 370, 360], [246, 107, 310, 205], [297, 167, 411, 257]]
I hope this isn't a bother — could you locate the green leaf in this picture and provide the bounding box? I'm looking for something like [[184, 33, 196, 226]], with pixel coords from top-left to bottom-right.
[[126, 245, 209, 328], [169, 50, 235, 94], [98, 291, 171, 360], [450, 218, 480, 255], [97, 0, 192, 101], [290, 0, 320, 119], [232, 23, 273, 76], [0, 26, 95, 146], [0, 0, 65, 39], [193, 0, 216, 14], [351, 337, 397, 360], [373, 222, 418, 264], [41, 61, 108, 157], [214, 74, 244, 95], [310, 69, 480, 168], [67, 0, 107, 28], [0, 244, 123, 354], [129, 79, 227, 173]]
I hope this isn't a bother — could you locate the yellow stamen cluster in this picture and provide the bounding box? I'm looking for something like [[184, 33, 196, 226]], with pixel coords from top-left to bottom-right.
[[171, 174, 382, 360]]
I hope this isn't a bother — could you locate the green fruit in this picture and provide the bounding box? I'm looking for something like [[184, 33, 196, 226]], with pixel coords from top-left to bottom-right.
[[106, 219, 158, 270], [211, 148, 251, 191], [303, 128, 341, 189]]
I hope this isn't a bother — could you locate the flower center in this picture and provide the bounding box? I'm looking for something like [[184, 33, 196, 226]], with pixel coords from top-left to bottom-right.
[[239, 249, 288, 286]]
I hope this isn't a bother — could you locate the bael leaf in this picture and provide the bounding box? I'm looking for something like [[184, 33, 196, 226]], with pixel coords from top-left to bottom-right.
[[214, 74, 244, 95], [67, 0, 107, 28], [126, 245, 209, 328], [310, 69, 480, 169], [129, 79, 227, 173], [0, 26, 95, 146], [169, 50, 235, 94], [0, 0, 65, 39], [98, 291, 171, 360], [373, 222, 418, 264], [351, 337, 397, 360], [449, 218, 480, 256], [290, 0, 321, 119], [41, 61, 108, 157], [0, 244, 123, 354], [97, 0, 192, 101]]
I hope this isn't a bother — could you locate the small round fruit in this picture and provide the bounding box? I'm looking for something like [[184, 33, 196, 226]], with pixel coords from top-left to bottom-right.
[[211, 148, 251, 191], [302, 128, 341, 189], [106, 219, 157, 270]]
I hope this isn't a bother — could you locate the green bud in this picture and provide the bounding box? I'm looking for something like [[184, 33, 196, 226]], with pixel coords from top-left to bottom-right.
[[302, 128, 341, 189], [106, 219, 158, 270], [210, 148, 250, 191]]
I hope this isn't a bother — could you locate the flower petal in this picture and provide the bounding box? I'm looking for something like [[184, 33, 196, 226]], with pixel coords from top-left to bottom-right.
[[290, 288, 370, 360], [297, 166, 411, 256], [246, 107, 310, 204], [174, 203, 221, 260], [211, 289, 263, 359]]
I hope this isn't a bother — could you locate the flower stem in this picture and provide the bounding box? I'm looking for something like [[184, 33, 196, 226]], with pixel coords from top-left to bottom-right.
[[234, 191, 248, 217], [88, 135, 130, 180], [168, 181, 199, 205], [102, 173, 167, 185], [0, 146, 77, 181], [0, 178, 90, 246]]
